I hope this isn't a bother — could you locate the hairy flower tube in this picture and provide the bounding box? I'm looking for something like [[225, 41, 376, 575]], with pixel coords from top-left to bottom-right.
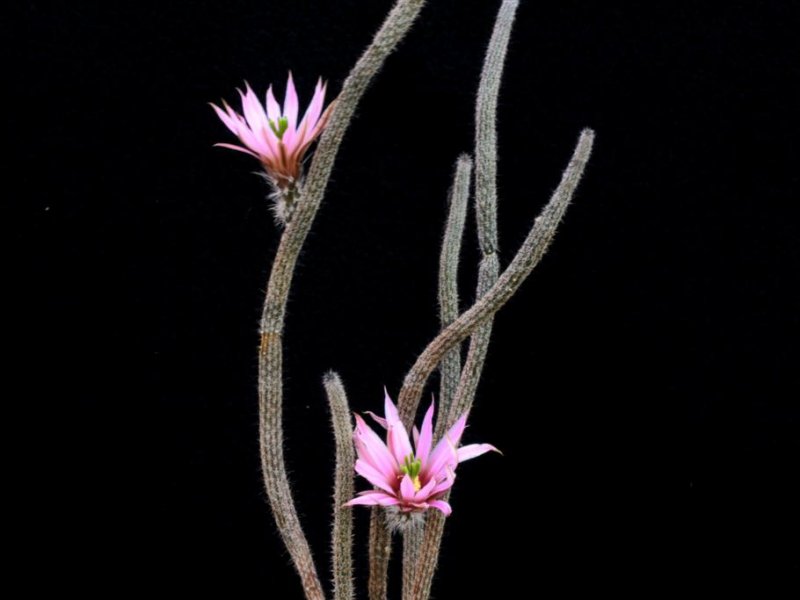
[[346, 391, 499, 528], [211, 73, 334, 222]]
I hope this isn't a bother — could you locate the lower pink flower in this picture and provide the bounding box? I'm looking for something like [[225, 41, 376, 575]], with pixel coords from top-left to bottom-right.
[[346, 391, 499, 523]]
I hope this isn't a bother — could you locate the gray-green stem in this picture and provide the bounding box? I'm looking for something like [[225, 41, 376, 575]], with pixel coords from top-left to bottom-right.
[[438, 155, 473, 418], [256, 1, 430, 598], [324, 372, 355, 600]]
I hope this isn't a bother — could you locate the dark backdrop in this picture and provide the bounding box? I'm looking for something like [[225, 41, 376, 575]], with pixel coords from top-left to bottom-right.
[[13, 0, 798, 595]]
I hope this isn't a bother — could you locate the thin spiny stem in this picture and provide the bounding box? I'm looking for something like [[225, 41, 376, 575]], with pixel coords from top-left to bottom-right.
[[402, 527, 424, 600], [368, 510, 393, 600], [257, 1, 430, 597], [474, 0, 518, 259], [324, 372, 355, 600], [411, 511, 447, 600], [438, 155, 473, 418]]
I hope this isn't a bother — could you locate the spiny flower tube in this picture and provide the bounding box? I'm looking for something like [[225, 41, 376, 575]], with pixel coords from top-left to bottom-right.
[[346, 391, 499, 530], [211, 73, 334, 223]]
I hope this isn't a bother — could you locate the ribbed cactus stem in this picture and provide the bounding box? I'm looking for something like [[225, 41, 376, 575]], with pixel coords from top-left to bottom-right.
[[368, 509, 393, 600], [324, 372, 355, 600], [402, 526, 424, 600], [438, 155, 473, 417]]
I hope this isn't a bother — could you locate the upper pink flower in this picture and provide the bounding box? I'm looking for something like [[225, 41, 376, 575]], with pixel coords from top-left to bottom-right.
[[346, 391, 499, 518], [211, 73, 334, 189]]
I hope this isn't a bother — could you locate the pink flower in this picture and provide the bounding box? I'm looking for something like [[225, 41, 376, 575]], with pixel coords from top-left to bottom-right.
[[211, 73, 334, 191], [346, 391, 499, 523]]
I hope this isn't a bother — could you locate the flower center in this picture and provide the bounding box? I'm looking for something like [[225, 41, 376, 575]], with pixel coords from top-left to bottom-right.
[[400, 454, 422, 492], [269, 116, 289, 140]]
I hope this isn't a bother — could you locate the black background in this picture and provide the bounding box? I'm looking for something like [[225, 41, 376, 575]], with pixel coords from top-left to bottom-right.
[[13, 0, 799, 596]]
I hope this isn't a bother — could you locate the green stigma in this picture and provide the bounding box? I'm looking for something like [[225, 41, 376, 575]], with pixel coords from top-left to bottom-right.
[[269, 116, 289, 140], [400, 454, 422, 491]]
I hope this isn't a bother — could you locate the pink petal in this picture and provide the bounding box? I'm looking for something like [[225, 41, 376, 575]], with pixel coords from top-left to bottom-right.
[[355, 459, 395, 495], [283, 71, 299, 128], [210, 102, 240, 135], [305, 98, 334, 143], [384, 389, 401, 426], [221, 101, 269, 155], [292, 97, 334, 163], [457, 443, 501, 463], [365, 411, 388, 430], [281, 127, 298, 156], [213, 143, 259, 158], [354, 413, 398, 478], [423, 433, 459, 482], [240, 83, 268, 134], [414, 477, 437, 501], [388, 422, 414, 466], [354, 436, 394, 484], [257, 122, 281, 160], [345, 492, 400, 507], [444, 413, 468, 448], [422, 415, 467, 480], [412, 426, 420, 447], [399, 475, 416, 502], [265, 85, 281, 123], [431, 476, 455, 496], [297, 79, 326, 142], [428, 500, 452, 516], [415, 401, 435, 464], [213, 101, 268, 156], [430, 467, 456, 496]]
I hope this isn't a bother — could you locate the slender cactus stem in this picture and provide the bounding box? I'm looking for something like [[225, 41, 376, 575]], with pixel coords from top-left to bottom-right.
[[474, 0, 518, 261], [257, 1, 430, 598], [437, 257, 499, 439], [324, 372, 355, 600], [438, 155, 473, 417], [410, 510, 447, 600], [368, 509, 393, 600], [402, 527, 424, 600]]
